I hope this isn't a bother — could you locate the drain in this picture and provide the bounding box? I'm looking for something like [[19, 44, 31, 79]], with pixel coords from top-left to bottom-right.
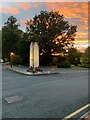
[[5, 95, 23, 104]]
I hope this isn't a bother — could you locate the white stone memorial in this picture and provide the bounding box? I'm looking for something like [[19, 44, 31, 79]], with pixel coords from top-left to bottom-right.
[[28, 42, 58, 75], [29, 42, 39, 70]]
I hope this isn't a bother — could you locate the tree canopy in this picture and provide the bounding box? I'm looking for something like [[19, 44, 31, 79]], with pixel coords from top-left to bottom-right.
[[25, 11, 77, 64], [2, 16, 22, 61], [4, 16, 20, 29]]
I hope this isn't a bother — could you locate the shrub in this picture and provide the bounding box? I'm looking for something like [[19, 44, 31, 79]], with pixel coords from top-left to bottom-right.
[[58, 55, 67, 62], [12, 54, 22, 65], [80, 64, 90, 68], [57, 60, 71, 68], [52, 57, 58, 65], [80, 47, 90, 68]]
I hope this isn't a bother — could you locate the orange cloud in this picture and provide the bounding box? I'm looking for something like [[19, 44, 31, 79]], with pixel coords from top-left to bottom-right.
[[74, 40, 88, 44], [75, 32, 88, 42], [46, 2, 88, 19], [46, 2, 88, 42], [74, 39, 89, 52], [0, 6, 19, 14], [15, 3, 40, 11], [16, 3, 30, 10]]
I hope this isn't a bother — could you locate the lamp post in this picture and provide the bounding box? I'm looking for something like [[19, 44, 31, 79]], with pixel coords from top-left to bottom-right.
[[10, 52, 14, 68]]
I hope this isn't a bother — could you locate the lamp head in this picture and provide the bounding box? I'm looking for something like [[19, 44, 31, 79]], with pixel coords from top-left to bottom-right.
[[10, 52, 14, 56]]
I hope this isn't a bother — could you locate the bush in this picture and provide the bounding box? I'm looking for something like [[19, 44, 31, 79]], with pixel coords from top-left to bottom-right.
[[57, 60, 71, 68], [81, 64, 90, 68], [80, 47, 90, 68], [40, 55, 53, 66], [12, 54, 22, 65], [58, 55, 67, 62], [52, 57, 58, 65]]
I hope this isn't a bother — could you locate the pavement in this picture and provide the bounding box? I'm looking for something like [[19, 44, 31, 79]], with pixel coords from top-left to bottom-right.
[[2, 64, 89, 119], [4, 64, 88, 76], [4, 64, 59, 76]]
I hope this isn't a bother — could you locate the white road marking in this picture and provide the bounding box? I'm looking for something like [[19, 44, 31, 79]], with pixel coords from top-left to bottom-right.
[[59, 70, 88, 74]]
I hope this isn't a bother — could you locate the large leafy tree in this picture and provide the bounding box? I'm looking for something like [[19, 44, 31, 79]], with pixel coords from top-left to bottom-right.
[[2, 16, 23, 61], [25, 11, 77, 65]]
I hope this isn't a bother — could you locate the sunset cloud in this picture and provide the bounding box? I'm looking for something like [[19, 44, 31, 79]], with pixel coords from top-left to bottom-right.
[[15, 3, 41, 11], [74, 40, 89, 52], [45, 2, 88, 42], [74, 40, 88, 43], [0, 5, 19, 14], [76, 32, 88, 40], [16, 3, 30, 10], [46, 2, 88, 19], [0, 3, 41, 15]]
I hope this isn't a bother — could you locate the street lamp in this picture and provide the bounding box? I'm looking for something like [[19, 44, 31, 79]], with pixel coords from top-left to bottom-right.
[[66, 49, 68, 53], [10, 52, 14, 68]]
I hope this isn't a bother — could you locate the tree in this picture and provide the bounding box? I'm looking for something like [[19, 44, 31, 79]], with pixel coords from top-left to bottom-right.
[[4, 16, 19, 29], [12, 54, 22, 65], [68, 48, 81, 66], [2, 16, 22, 61], [25, 11, 77, 65], [80, 47, 90, 67], [16, 38, 30, 66]]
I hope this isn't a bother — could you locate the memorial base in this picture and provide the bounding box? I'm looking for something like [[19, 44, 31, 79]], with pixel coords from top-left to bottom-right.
[[27, 66, 42, 73]]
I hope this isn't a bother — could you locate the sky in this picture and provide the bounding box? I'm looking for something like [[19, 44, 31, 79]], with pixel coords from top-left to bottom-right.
[[0, 1, 89, 52]]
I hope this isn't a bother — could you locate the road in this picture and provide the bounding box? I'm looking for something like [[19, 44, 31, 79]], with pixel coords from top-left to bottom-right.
[[2, 67, 88, 119]]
